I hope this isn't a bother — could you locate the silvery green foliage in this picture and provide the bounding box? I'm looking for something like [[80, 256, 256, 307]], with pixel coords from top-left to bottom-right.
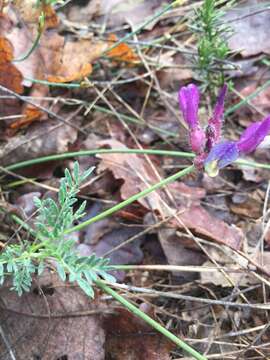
[[0, 162, 115, 297]]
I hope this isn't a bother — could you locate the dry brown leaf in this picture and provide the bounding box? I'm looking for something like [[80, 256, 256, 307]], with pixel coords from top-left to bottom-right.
[[0, 62, 23, 93], [97, 139, 173, 216], [171, 205, 243, 250], [0, 273, 106, 359], [46, 39, 107, 83], [1, 5, 107, 128], [67, 0, 164, 29], [230, 192, 262, 219], [1, 118, 79, 166], [0, 36, 13, 63], [159, 228, 206, 281], [104, 308, 173, 360]]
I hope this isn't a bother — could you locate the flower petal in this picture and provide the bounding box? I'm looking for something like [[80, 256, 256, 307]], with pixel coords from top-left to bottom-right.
[[178, 84, 200, 129], [213, 84, 227, 123], [204, 141, 239, 177], [190, 127, 206, 154], [207, 84, 227, 144], [237, 116, 270, 153]]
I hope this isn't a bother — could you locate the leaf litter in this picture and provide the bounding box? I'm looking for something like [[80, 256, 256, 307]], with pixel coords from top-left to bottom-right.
[[1, 0, 270, 359]]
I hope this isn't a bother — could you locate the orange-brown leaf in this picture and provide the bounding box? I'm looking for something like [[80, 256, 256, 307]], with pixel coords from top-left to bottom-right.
[[0, 62, 23, 93], [42, 4, 59, 29], [0, 36, 13, 63], [47, 63, 92, 83], [10, 106, 42, 129], [0, 35, 23, 93], [107, 34, 139, 64]]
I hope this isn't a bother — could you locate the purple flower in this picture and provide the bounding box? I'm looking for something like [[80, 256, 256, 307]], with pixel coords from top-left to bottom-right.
[[178, 83, 227, 167], [205, 116, 270, 176], [178, 83, 270, 176]]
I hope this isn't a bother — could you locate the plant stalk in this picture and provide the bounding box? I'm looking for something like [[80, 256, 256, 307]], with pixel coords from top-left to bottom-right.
[[65, 165, 195, 234], [5, 149, 194, 171], [5, 150, 270, 174]]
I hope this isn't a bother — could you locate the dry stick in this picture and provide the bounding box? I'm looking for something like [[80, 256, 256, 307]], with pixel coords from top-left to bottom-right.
[[0, 324, 16, 360], [114, 264, 251, 274], [108, 282, 270, 310]]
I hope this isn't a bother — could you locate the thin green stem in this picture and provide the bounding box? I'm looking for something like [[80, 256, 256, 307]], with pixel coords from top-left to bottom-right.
[[65, 165, 195, 234], [95, 279, 207, 360], [13, 13, 45, 63], [5, 149, 194, 171], [5, 149, 270, 174], [235, 158, 270, 170]]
